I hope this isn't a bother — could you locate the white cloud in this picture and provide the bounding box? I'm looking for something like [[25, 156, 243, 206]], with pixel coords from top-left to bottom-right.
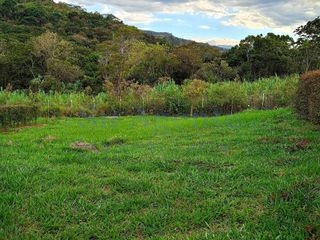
[[208, 38, 240, 46], [113, 10, 158, 24], [55, 0, 320, 31], [199, 25, 211, 30], [192, 37, 240, 46], [222, 11, 275, 29], [161, 0, 227, 18]]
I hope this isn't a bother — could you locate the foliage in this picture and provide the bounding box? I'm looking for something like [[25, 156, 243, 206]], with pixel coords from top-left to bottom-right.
[[125, 41, 179, 85], [226, 33, 295, 80], [294, 17, 320, 72], [182, 79, 208, 116], [206, 81, 247, 115], [173, 42, 221, 83], [295, 70, 320, 123], [245, 75, 298, 109], [0, 0, 318, 91], [98, 26, 145, 85], [149, 81, 186, 115], [193, 61, 237, 83], [0, 75, 298, 117], [32, 31, 83, 89], [0, 0, 126, 90], [0, 104, 38, 127]]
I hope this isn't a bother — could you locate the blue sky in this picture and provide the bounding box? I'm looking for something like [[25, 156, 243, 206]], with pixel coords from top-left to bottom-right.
[[55, 0, 320, 46]]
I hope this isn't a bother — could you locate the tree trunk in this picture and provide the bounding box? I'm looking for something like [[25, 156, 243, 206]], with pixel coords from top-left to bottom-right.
[[190, 104, 193, 117]]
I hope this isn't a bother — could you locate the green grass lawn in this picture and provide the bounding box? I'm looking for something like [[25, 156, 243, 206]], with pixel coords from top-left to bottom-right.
[[1, 109, 319, 239]]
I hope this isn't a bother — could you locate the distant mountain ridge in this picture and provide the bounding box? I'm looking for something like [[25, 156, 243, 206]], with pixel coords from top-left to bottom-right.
[[143, 30, 192, 46], [143, 30, 232, 50]]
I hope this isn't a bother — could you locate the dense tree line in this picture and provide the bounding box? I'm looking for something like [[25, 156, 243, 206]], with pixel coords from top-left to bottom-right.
[[0, 0, 319, 93]]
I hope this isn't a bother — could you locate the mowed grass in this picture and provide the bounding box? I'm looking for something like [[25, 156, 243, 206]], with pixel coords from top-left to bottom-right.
[[0, 109, 319, 240]]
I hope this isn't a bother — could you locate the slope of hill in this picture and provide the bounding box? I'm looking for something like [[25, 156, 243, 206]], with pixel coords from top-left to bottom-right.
[[0, 0, 151, 44], [0, 0, 158, 89], [0, 0, 231, 91]]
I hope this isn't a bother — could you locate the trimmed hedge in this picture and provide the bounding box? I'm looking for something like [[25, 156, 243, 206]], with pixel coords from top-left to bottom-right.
[[0, 105, 38, 128], [295, 70, 320, 123]]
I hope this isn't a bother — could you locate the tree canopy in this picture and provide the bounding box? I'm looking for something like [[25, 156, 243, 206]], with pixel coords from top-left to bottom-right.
[[0, 0, 319, 91]]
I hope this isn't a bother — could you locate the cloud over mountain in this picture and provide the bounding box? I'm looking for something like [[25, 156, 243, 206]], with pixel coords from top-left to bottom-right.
[[57, 0, 319, 30]]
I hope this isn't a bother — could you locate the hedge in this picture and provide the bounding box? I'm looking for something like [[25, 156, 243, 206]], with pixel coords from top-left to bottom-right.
[[295, 70, 320, 124], [0, 105, 38, 128]]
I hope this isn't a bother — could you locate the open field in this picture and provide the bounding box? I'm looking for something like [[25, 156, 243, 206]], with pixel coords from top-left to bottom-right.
[[1, 109, 319, 239]]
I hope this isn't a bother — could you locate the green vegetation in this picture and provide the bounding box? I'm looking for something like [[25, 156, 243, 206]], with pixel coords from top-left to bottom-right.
[[296, 70, 320, 124], [0, 0, 319, 92], [0, 75, 298, 117], [0, 1, 319, 239], [0, 105, 37, 128], [0, 109, 319, 239]]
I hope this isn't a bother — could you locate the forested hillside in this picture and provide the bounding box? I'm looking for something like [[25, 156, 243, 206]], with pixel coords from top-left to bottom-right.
[[0, 0, 319, 94]]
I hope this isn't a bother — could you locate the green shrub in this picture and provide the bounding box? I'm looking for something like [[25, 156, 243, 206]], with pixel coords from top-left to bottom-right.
[[295, 70, 320, 123], [0, 90, 31, 105], [245, 75, 298, 109], [0, 75, 298, 118], [182, 79, 208, 116], [206, 82, 248, 115], [0, 105, 38, 128], [150, 81, 187, 115]]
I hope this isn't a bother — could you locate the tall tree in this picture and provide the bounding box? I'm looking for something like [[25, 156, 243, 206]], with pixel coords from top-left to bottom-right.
[[125, 41, 179, 85], [99, 26, 143, 84], [32, 31, 82, 90], [294, 17, 320, 72], [226, 33, 295, 80], [173, 42, 221, 83]]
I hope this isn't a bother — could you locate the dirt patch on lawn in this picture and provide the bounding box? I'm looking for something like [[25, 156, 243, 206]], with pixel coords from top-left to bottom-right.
[[70, 141, 98, 153], [287, 139, 311, 153]]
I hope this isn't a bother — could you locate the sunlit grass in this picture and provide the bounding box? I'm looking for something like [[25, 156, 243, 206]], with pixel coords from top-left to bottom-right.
[[0, 108, 319, 239]]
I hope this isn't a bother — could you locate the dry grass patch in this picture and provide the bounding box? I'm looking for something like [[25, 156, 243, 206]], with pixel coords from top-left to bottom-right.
[[70, 141, 98, 153]]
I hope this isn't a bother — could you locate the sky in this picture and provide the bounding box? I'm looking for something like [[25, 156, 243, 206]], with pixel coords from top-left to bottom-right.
[[54, 0, 320, 46]]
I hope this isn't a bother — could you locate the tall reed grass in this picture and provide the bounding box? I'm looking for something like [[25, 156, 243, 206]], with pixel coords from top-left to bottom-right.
[[0, 75, 298, 117]]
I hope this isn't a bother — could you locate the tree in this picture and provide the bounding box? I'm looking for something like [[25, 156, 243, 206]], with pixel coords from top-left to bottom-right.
[[19, 5, 48, 25], [0, 0, 17, 19], [0, 38, 33, 89], [32, 32, 73, 63], [226, 33, 295, 80], [294, 17, 320, 72], [173, 42, 221, 83], [182, 79, 208, 116], [193, 61, 237, 83], [125, 41, 179, 85], [99, 26, 143, 85], [32, 32, 82, 91]]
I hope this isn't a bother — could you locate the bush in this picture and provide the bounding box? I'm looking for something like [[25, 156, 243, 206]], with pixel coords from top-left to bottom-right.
[[182, 79, 208, 116], [245, 75, 298, 109], [149, 81, 186, 115], [295, 70, 320, 123], [0, 105, 38, 128], [206, 82, 248, 115], [0, 75, 298, 118]]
